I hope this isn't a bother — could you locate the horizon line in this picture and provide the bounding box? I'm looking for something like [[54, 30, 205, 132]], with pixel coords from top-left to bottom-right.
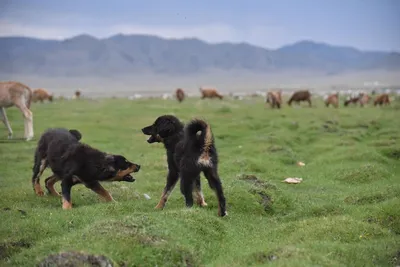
[[1, 32, 398, 53]]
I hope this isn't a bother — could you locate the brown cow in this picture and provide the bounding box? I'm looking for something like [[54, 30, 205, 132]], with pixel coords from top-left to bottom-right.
[[199, 87, 223, 100], [33, 88, 53, 103], [344, 96, 359, 107], [74, 90, 81, 99], [374, 93, 390, 106], [0, 81, 34, 140], [324, 93, 339, 108], [266, 90, 282, 109], [175, 88, 185, 103], [287, 90, 312, 107]]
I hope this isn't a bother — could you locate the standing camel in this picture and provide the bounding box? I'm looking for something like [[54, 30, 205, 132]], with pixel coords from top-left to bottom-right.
[[0, 81, 34, 141]]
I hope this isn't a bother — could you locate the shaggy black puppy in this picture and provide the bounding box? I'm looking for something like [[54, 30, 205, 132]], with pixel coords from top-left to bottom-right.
[[32, 128, 141, 209], [32, 128, 82, 196], [141, 115, 227, 217]]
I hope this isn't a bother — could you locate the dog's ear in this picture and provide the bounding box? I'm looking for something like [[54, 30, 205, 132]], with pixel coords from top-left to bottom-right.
[[158, 120, 176, 138], [105, 154, 116, 172]]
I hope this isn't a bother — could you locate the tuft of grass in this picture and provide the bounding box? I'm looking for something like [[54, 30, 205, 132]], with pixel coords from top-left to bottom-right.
[[0, 97, 399, 267]]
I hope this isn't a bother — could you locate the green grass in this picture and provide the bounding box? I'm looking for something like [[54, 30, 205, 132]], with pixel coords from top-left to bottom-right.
[[0, 96, 399, 267]]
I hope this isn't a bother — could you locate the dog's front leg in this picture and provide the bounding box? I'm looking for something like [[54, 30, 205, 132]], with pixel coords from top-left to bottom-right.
[[86, 181, 114, 202], [61, 177, 74, 209], [155, 169, 179, 209]]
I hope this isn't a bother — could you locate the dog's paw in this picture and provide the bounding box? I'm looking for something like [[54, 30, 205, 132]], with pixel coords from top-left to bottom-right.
[[200, 201, 208, 207], [154, 204, 164, 209]]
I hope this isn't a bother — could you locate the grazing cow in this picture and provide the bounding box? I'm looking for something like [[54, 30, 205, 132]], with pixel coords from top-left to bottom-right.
[[374, 93, 390, 106], [287, 90, 312, 107], [175, 88, 185, 103], [0, 81, 34, 141], [33, 88, 53, 103], [344, 95, 360, 107], [199, 87, 223, 100], [266, 90, 282, 109], [358, 93, 371, 107], [74, 90, 81, 99], [324, 93, 339, 108]]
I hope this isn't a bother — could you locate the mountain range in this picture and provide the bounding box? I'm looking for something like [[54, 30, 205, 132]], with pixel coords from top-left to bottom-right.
[[0, 34, 399, 76]]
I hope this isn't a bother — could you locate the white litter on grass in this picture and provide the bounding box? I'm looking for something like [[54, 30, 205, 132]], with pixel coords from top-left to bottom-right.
[[143, 193, 151, 200], [297, 161, 305, 166], [283, 177, 303, 184]]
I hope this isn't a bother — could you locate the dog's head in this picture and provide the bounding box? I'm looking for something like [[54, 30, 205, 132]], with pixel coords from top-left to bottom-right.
[[69, 129, 82, 141], [106, 155, 141, 182], [141, 115, 183, 144]]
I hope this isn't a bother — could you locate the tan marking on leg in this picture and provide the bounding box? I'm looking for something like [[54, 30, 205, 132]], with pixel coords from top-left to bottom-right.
[[193, 189, 208, 207], [155, 191, 170, 209], [62, 197, 72, 209], [45, 175, 61, 196], [91, 184, 114, 202], [34, 183, 44, 196], [33, 159, 46, 196]]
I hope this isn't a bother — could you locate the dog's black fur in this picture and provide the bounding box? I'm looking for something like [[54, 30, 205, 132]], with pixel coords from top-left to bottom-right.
[[141, 115, 227, 217], [32, 128, 141, 209]]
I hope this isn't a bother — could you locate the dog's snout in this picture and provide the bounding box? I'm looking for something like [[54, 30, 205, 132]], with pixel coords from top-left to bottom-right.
[[135, 164, 141, 171]]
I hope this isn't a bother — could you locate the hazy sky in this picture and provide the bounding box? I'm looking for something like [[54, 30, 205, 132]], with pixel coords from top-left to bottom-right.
[[0, 0, 399, 51]]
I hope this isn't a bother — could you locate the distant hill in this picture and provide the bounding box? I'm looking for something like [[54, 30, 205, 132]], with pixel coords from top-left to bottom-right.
[[0, 34, 399, 76]]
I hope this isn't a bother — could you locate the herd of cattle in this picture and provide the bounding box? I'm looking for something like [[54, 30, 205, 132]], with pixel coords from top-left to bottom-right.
[[0, 80, 395, 141], [175, 87, 392, 109]]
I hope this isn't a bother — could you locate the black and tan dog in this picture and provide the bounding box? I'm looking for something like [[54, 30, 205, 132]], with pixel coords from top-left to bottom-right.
[[31, 128, 140, 209], [141, 115, 227, 217]]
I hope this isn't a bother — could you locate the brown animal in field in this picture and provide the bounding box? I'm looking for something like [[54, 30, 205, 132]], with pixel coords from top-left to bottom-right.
[[175, 88, 185, 103], [287, 90, 312, 107], [33, 88, 53, 103], [266, 90, 282, 109], [74, 90, 81, 99], [199, 87, 223, 100], [358, 93, 371, 107], [344, 95, 360, 106], [324, 93, 339, 108], [0, 81, 34, 140], [374, 93, 390, 106]]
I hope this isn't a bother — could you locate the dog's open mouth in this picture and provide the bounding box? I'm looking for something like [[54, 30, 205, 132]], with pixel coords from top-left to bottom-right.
[[122, 174, 135, 182]]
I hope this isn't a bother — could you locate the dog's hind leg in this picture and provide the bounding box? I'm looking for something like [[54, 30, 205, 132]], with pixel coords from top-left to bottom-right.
[[180, 170, 200, 208], [193, 175, 207, 207], [45, 175, 61, 196], [203, 168, 227, 217], [86, 181, 114, 202], [155, 169, 179, 209], [31, 151, 46, 196]]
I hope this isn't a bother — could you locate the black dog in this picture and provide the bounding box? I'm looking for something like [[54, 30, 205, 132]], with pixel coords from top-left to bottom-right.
[[32, 128, 141, 209], [141, 115, 227, 217]]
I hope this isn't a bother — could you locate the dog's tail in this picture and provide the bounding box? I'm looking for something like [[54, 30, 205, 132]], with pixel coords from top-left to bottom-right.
[[184, 119, 214, 167], [69, 129, 82, 141]]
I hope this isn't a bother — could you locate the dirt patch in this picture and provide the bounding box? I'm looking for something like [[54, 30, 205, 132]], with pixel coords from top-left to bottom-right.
[[249, 189, 274, 212], [37, 251, 115, 267], [344, 193, 389, 205], [251, 251, 278, 263], [380, 148, 400, 160], [0, 240, 31, 260], [239, 174, 277, 190]]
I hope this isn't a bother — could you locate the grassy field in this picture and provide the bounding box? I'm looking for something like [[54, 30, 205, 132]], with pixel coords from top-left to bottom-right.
[[0, 96, 399, 267]]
